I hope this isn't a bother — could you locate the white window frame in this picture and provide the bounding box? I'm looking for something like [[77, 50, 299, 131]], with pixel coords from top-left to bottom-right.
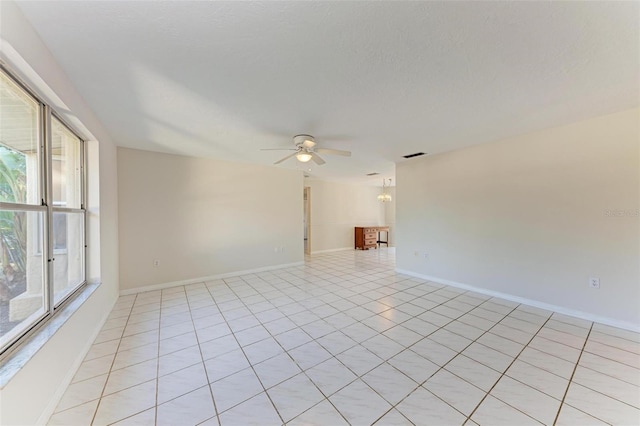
[[0, 64, 87, 356]]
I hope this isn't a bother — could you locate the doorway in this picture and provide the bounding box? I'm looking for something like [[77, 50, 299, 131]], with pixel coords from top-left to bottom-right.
[[304, 187, 311, 255]]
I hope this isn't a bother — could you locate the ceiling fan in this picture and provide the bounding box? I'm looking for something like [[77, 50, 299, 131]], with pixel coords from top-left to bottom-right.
[[261, 134, 351, 165]]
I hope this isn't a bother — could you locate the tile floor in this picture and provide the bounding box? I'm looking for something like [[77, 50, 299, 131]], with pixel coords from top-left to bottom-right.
[[49, 249, 640, 425]]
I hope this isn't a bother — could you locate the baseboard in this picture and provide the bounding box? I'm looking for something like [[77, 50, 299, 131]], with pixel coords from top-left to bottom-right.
[[310, 247, 353, 255], [37, 292, 117, 425], [395, 268, 640, 333], [120, 261, 306, 296]]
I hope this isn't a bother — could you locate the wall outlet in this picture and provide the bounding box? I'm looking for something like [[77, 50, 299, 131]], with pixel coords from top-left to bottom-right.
[[153, 259, 160, 267], [423, 253, 429, 261], [414, 251, 420, 257], [274, 247, 279, 253], [589, 277, 600, 289], [280, 246, 285, 252]]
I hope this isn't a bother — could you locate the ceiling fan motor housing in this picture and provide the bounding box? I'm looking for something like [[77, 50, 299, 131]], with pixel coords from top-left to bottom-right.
[[294, 134, 316, 149]]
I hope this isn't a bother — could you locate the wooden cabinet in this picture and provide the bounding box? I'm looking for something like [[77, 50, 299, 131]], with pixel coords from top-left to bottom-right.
[[355, 226, 389, 250]]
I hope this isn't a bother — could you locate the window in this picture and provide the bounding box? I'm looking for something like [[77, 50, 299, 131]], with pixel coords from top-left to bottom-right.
[[51, 117, 82, 209], [50, 117, 84, 306], [0, 66, 86, 354]]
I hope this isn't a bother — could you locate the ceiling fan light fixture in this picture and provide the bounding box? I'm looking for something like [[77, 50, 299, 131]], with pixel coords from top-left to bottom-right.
[[296, 152, 313, 163], [265, 134, 351, 165]]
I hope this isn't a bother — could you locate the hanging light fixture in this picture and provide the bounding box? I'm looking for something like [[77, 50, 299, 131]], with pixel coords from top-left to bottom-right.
[[296, 152, 313, 162], [377, 178, 392, 202]]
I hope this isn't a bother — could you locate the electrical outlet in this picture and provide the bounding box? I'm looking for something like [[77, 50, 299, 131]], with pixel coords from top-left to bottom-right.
[[589, 277, 600, 289], [423, 253, 429, 261], [153, 259, 160, 267], [414, 251, 420, 257], [281, 246, 285, 252], [274, 247, 279, 253]]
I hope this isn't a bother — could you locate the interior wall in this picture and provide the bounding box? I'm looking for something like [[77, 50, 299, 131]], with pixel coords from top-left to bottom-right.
[[0, 1, 120, 424], [397, 108, 640, 329], [118, 148, 303, 291], [304, 179, 386, 253], [384, 187, 396, 247]]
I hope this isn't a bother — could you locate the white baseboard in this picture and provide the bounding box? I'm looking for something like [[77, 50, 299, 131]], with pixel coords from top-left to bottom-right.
[[310, 247, 353, 255], [396, 268, 640, 333], [38, 293, 117, 425], [120, 261, 305, 296]]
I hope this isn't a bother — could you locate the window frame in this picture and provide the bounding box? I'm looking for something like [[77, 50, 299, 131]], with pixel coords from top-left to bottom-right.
[[0, 64, 87, 357], [49, 112, 86, 309]]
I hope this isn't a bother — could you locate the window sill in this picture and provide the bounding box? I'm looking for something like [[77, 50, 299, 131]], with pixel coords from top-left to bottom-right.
[[0, 280, 100, 389]]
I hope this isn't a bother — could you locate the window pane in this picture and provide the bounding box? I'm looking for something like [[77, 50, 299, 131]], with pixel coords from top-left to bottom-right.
[[53, 211, 84, 305], [51, 118, 82, 209], [0, 71, 40, 205], [0, 209, 46, 349]]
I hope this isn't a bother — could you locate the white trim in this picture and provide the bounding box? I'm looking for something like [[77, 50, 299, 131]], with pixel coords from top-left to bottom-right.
[[38, 296, 117, 425], [120, 261, 306, 296], [0, 41, 96, 142], [310, 247, 353, 255], [396, 268, 640, 333]]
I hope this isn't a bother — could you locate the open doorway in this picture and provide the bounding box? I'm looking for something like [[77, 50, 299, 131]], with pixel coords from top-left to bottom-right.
[[304, 187, 311, 255]]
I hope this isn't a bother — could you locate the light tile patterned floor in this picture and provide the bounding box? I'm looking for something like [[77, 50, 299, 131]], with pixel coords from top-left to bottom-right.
[[49, 249, 640, 425]]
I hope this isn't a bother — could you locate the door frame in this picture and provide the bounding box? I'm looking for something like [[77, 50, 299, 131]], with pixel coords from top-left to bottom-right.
[[304, 186, 311, 255]]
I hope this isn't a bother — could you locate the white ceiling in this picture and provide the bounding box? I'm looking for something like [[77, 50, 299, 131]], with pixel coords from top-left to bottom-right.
[[17, 1, 639, 185]]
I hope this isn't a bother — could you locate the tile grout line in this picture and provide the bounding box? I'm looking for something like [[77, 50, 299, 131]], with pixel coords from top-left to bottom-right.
[[276, 270, 463, 424], [378, 298, 523, 423], [101, 257, 412, 422], [261, 261, 527, 424], [153, 288, 164, 426], [550, 322, 614, 426], [182, 285, 223, 426], [225, 259, 399, 422], [578, 341, 640, 370], [463, 311, 556, 424], [102, 292, 187, 425], [302, 253, 423, 424], [202, 278, 288, 425], [295, 287, 511, 423], [576, 360, 640, 388], [80, 250, 640, 426], [88, 293, 138, 426], [218, 274, 354, 425], [551, 320, 596, 416], [589, 329, 640, 349], [93, 293, 163, 425]]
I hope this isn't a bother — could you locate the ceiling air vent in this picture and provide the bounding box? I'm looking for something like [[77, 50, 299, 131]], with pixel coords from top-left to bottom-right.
[[403, 152, 426, 159], [366, 172, 380, 176]]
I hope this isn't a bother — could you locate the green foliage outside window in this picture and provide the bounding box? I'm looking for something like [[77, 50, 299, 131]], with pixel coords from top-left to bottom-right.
[[0, 145, 27, 276]]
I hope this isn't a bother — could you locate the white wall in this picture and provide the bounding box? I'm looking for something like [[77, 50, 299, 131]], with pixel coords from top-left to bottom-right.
[[397, 108, 640, 329], [384, 186, 396, 247], [304, 179, 386, 253], [118, 148, 303, 291], [0, 2, 120, 424]]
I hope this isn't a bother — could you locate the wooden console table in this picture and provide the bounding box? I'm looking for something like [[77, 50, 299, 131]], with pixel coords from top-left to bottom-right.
[[355, 226, 389, 250]]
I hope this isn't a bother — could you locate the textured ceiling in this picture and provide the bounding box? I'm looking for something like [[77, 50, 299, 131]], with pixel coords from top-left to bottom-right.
[[16, 1, 640, 184]]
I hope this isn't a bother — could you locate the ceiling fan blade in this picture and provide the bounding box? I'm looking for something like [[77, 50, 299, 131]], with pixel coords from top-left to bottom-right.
[[302, 139, 316, 149], [261, 148, 297, 151], [315, 148, 351, 157], [311, 152, 326, 165], [274, 152, 298, 165]]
